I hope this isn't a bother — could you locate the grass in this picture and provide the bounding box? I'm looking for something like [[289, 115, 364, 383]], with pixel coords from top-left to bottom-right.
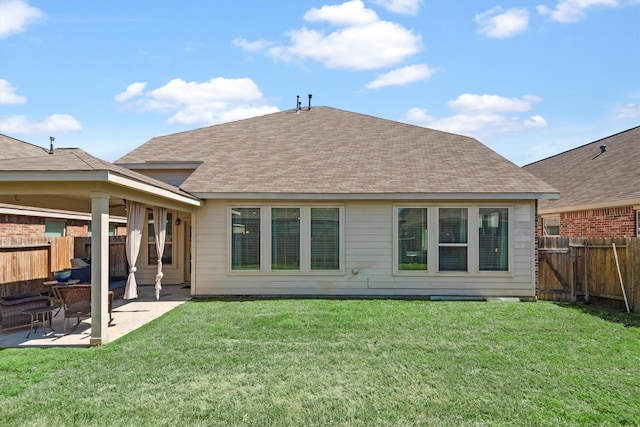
[[1, 299, 639, 426]]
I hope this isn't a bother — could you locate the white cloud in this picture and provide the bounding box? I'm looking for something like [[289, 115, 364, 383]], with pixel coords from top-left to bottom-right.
[[304, 0, 379, 26], [0, 79, 27, 104], [366, 64, 437, 89], [114, 82, 147, 102], [247, 0, 421, 70], [537, 0, 618, 23], [116, 77, 279, 125], [0, 114, 82, 134], [232, 37, 273, 52], [0, 0, 44, 39], [404, 93, 547, 139], [269, 21, 421, 70], [448, 94, 542, 113], [614, 103, 640, 119], [475, 7, 530, 39], [371, 0, 422, 15]]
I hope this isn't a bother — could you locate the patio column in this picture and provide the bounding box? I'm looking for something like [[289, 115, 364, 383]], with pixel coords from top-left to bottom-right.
[[90, 192, 110, 346]]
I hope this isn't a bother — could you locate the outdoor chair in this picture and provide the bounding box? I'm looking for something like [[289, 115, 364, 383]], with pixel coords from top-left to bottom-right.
[[53, 285, 114, 332], [0, 292, 52, 330]]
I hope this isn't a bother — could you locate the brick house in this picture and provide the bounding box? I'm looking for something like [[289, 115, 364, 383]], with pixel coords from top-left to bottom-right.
[[524, 126, 640, 237]]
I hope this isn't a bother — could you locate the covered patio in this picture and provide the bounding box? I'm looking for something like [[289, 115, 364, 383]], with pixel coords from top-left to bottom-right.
[[0, 139, 201, 345], [0, 284, 190, 348]]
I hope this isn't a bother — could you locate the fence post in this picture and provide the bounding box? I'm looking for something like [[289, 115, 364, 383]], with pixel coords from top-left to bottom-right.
[[46, 242, 53, 280]]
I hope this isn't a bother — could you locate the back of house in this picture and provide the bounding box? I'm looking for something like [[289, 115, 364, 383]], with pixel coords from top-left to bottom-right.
[[117, 106, 559, 298]]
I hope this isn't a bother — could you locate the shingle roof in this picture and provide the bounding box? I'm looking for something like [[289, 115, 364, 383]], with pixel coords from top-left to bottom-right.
[[0, 134, 49, 159], [0, 134, 198, 200], [523, 126, 640, 211], [117, 107, 557, 197]]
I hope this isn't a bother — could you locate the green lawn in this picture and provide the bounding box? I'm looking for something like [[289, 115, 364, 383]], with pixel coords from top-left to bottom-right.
[[1, 299, 639, 426]]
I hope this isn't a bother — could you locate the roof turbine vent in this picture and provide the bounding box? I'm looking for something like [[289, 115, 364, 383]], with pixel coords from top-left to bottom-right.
[[599, 144, 607, 153]]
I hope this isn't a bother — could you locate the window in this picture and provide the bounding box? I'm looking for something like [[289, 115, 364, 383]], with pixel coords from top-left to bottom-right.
[[45, 220, 65, 237], [148, 212, 173, 265], [230, 206, 341, 272], [272, 208, 300, 270], [542, 216, 560, 236], [479, 208, 508, 271], [438, 208, 468, 271], [231, 208, 261, 270], [397, 208, 427, 270], [311, 208, 340, 270]]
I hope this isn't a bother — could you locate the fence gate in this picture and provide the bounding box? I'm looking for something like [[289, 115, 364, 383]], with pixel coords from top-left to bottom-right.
[[537, 237, 638, 313]]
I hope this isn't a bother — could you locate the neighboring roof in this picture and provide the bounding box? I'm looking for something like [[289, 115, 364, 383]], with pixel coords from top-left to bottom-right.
[[117, 107, 558, 199], [524, 126, 640, 213], [0, 134, 200, 206]]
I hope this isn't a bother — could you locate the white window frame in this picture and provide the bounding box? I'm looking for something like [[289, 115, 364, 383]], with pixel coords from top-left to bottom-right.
[[227, 204, 345, 275], [44, 219, 66, 237], [542, 215, 561, 236], [393, 204, 513, 276]]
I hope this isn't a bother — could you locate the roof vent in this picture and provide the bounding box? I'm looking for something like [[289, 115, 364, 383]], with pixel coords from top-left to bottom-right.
[[599, 144, 607, 153], [308, 93, 312, 110], [49, 136, 55, 155], [296, 95, 301, 113]]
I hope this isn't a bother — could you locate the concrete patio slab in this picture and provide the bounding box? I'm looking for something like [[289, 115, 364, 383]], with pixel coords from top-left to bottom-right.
[[0, 284, 191, 348]]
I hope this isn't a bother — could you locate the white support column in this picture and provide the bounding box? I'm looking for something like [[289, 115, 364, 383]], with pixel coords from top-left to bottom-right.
[[90, 192, 110, 346]]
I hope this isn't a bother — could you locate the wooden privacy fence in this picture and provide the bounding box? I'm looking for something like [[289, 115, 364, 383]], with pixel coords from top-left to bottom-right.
[[0, 236, 74, 297], [74, 236, 128, 279], [538, 237, 640, 313]]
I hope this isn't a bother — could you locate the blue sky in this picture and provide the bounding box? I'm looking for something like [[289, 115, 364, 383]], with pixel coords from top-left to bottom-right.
[[1, 0, 639, 165]]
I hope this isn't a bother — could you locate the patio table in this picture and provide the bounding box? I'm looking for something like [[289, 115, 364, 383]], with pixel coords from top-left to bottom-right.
[[22, 306, 54, 338]]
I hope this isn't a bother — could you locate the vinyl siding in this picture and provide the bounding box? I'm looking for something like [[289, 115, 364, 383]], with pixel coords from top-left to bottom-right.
[[192, 199, 538, 297]]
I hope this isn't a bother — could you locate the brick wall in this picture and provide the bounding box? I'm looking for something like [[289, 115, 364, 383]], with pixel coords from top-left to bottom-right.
[[65, 221, 89, 237], [0, 214, 91, 238], [558, 206, 637, 237], [0, 214, 45, 238]]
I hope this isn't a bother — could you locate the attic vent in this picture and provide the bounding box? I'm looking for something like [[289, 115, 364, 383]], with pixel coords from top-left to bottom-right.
[[600, 144, 607, 153], [49, 136, 55, 155]]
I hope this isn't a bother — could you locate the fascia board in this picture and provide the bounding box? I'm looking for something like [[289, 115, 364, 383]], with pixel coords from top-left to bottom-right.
[[106, 173, 201, 207]]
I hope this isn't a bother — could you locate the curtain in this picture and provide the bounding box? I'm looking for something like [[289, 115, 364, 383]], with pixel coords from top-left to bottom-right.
[[153, 207, 167, 300], [124, 201, 146, 300]]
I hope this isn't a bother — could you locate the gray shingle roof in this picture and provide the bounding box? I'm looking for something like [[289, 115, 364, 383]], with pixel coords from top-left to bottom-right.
[[524, 126, 640, 211], [0, 134, 49, 159], [0, 134, 198, 200], [117, 107, 557, 196]]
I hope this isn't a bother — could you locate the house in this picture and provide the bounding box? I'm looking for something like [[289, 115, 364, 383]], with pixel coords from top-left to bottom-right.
[[0, 135, 126, 238], [0, 135, 201, 345], [523, 126, 640, 238], [116, 106, 558, 299]]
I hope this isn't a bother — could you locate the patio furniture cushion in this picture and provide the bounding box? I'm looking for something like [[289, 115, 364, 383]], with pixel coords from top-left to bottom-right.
[[0, 293, 51, 330]]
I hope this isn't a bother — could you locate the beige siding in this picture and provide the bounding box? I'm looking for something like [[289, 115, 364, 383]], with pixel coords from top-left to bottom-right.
[[192, 200, 537, 297]]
